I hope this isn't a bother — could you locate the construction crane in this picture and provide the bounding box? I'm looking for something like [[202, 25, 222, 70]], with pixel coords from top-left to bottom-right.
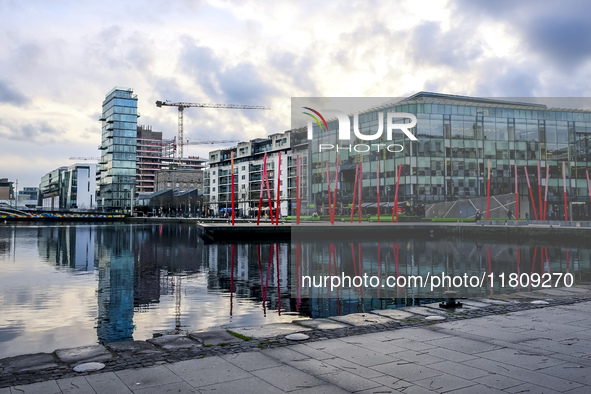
[[156, 100, 271, 158]]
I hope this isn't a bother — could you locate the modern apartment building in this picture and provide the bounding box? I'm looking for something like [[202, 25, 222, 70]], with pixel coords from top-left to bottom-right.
[[39, 163, 97, 210], [97, 87, 139, 211], [204, 130, 308, 217]]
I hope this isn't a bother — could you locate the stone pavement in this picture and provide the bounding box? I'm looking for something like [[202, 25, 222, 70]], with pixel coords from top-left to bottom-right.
[[3, 300, 591, 393]]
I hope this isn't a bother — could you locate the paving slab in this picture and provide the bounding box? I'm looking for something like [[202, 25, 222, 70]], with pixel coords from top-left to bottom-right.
[[0, 353, 58, 374], [106, 340, 165, 357], [133, 380, 199, 393], [188, 329, 243, 345], [228, 323, 311, 339], [221, 351, 283, 372], [166, 356, 251, 387], [115, 365, 183, 389], [84, 371, 133, 393], [319, 370, 383, 392], [414, 373, 476, 392], [8, 380, 61, 394], [147, 334, 201, 351], [197, 376, 284, 394], [372, 361, 444, 382], [54, 345, 114, 364], [328, 313, 393, 326], [251, 365, 326, 392], [56, 376, 96, 394], [293, 318, 350, 330], [370, 309, 417, 320]]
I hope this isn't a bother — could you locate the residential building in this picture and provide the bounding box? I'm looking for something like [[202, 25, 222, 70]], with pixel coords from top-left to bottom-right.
[[39, 164, 97, 210], [97, 87, 139, 211], [205, 130, 307, 217]]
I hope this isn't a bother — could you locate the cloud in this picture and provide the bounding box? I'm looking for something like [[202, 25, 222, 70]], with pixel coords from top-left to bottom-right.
[[0, 120, 64, 144], [0, 80, 28, 105], [451, 0, 591, 70]]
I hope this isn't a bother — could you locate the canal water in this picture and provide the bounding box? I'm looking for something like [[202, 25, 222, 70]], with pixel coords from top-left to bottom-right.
[[0, 223, 589, 358]]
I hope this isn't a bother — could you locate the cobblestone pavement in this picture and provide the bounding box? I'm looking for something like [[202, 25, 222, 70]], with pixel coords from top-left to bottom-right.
[[1, 289, 591, 393]]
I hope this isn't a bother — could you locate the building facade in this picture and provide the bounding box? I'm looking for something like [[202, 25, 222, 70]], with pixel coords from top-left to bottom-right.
[[97, 87, 139, 211], [205, 130, 307, 217], [136, 125, 175, 194], [40, 164, 97, 210], [0, 178, 14, 201], [305, 93, 591, 219], [155, 169, 203, 192]]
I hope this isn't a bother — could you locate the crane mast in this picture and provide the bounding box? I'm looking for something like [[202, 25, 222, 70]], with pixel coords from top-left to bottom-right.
[[156, 100, 270, 158]]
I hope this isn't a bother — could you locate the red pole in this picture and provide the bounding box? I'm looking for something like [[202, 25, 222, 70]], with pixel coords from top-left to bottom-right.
[[376, 163, 380, 223], [563, 162, 568, 222], [326, 162, 332, 224], [524, 167, 538, 220], [358, 163, 362, 223], [276, 153, 281, 225], [264, 154, 274, 223], [537, 162, 542, 220], [543, 164, 550, 220], [333, 155, 340, 224], [393, 164, 402, 223], [296, 156, 301, 225], [514, 164, 519, 220], [487, 159, 491, 220], [231, 152, 235, 226], [256, 154, 266, 225], [351, 164, 359, 223]]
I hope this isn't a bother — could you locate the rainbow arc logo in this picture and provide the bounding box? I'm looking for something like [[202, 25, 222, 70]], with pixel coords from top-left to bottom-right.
[[302, 107, 328, 132]]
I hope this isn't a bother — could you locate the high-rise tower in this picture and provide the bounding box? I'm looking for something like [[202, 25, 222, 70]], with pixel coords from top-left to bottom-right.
[[97, 87, 139, 211]]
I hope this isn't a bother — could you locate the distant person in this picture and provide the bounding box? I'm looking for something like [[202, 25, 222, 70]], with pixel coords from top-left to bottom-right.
[[475, 210, 482, 223], [525, 212, 529, 220], [507, 209, 513, 220]]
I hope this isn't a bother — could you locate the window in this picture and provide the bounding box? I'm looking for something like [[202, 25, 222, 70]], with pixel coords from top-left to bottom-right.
[[213, 171, 216, 175], [241, 175, 245, 180], [241, 184, 245, 189], [241, 166, 245, 171], [212, 187, 216, 192]]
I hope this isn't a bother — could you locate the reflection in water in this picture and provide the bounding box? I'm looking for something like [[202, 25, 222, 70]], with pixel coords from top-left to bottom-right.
[[0, 223, 589, 358]]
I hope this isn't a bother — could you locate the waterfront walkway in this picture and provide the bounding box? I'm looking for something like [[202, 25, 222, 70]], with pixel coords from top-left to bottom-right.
[[3, 296, 591, 393]]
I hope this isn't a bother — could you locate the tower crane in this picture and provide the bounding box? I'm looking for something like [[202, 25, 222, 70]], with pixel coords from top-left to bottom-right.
[[155, 100, 270, 158]]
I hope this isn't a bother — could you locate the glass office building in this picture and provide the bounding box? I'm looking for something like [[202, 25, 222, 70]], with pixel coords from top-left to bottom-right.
[[97, 87, 138, 211], [307, 93, 591, 219]]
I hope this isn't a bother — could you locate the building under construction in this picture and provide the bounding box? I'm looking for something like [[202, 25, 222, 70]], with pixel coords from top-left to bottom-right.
[[136, 125, 206, 194]]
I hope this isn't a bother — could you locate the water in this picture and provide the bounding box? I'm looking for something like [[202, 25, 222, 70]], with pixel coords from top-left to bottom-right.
[[0, 223, 589, 358]]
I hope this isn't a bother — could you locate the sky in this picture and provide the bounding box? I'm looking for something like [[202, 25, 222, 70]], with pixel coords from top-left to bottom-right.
[[2, 0, 591, 188]]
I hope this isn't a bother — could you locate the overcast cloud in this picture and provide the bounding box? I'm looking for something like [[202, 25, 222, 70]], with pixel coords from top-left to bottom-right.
[[1, 0, 590, 187]]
